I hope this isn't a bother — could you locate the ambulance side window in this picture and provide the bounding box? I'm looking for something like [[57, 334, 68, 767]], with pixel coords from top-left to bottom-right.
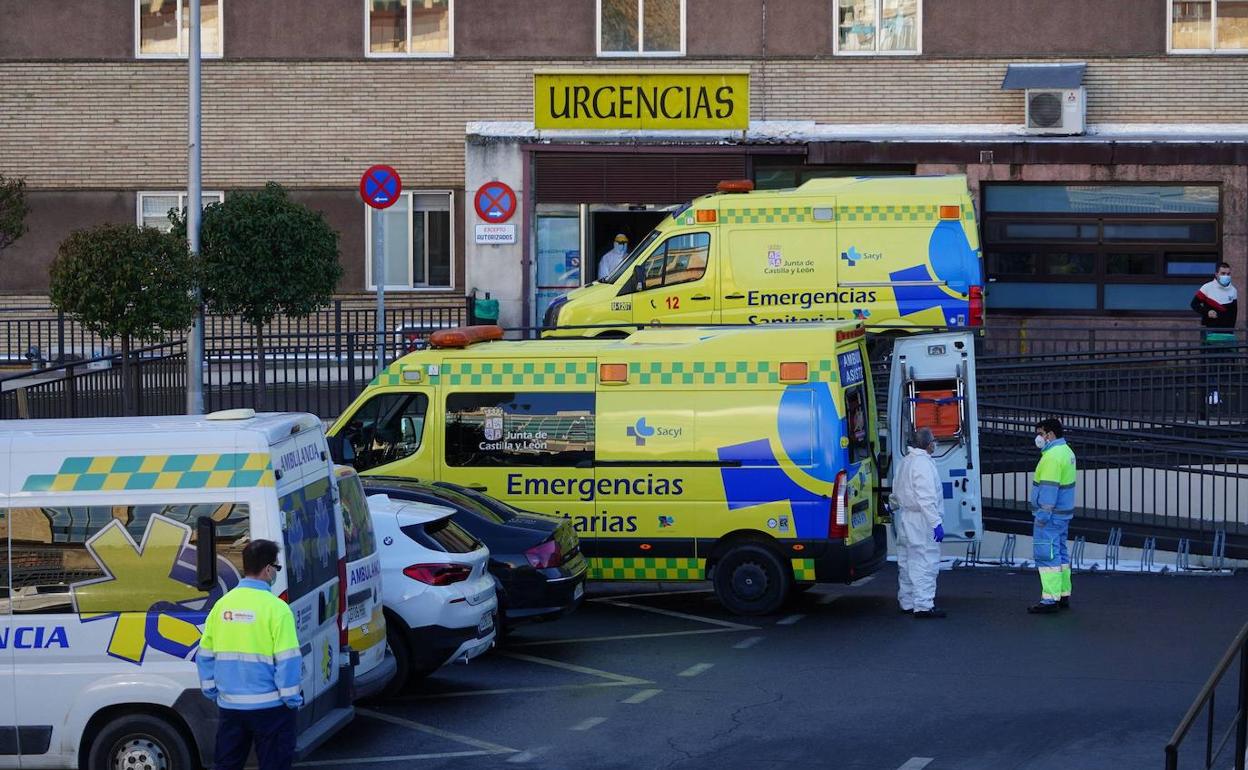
[[629, 232, 710, 292], [445, 391, 595, 467], [7, 503, 249, 614], [1, 508, 9, 603], [844, 385, 871, 464], [344, 392, 429, 472]]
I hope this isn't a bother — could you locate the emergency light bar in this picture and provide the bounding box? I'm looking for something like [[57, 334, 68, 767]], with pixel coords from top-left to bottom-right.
[[429, 325, 505, 349]]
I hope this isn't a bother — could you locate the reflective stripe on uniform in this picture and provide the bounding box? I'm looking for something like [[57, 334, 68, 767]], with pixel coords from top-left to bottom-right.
[[216, 651, 274, 665], [275, 648, 300, 662], [219, 691, 282, 705], [278, 686, 301, 698]]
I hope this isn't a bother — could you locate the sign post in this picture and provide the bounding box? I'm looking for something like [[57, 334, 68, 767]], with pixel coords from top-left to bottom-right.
[[360, 165, 402, 373]]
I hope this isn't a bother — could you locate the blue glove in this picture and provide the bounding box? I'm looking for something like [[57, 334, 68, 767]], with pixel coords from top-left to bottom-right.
[[933, 524, 945, 543]]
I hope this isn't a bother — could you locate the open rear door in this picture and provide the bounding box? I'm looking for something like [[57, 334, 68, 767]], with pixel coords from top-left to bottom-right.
[[887, 332, 982, 540]]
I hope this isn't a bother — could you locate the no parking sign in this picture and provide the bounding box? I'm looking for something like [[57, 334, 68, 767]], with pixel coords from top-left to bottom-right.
[[474, 181, 517, 223]]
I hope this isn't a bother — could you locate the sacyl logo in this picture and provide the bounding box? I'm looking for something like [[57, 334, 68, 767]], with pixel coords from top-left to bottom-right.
[[839, 246, 881, 267], [627, 417, 656, 446]]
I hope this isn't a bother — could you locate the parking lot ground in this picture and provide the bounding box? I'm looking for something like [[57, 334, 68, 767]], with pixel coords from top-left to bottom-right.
[[303, 566, 1248, 770]]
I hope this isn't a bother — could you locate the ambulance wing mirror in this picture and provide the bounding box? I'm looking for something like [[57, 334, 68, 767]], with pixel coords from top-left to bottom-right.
[[631, 264, 646, 293], [196, 516, 218, 591], [327, 434, 355, 467]]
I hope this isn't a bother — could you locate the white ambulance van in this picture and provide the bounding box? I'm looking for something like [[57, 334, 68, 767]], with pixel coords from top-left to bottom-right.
[[0, 411, 355, 769]]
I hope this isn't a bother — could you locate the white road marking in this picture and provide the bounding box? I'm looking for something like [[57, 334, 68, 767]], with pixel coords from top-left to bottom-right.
[[818, 593, 841, 605], [298, 750, 501, 766], [511, 627, 743, 647], [400, 681, 639, 700], [355, 708, 518, 754], [733, 635, 764, 649], [498, 651, 650, 685], [897, 758, 935, 770], [570, 717, 607, 731], [678, 662, 714, 677], [505, 747, 551, 764], [603, 599, 759, 630], [850, 575, 876, 586], [622, 688, 663, 704], [777, 614, 806, 625], [589, 588, 713, 601]]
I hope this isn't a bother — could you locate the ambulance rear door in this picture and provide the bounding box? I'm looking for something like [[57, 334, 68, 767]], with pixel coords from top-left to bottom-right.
[[887, 332, 982, 540]]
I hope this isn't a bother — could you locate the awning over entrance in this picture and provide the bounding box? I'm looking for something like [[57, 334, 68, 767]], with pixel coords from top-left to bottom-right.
[[532, 151, 746, 204]]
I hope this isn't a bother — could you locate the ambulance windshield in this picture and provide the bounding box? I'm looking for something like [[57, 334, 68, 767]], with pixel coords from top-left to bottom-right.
[[603, 228, 663, 284]]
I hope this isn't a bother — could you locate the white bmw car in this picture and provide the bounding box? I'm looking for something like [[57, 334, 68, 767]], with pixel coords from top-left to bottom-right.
[[367, 494, 498, 694]]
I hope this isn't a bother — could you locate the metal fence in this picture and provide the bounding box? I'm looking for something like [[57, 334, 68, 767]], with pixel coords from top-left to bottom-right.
[[1165, 621, 1248, 770], [0, 299, 470, 367]]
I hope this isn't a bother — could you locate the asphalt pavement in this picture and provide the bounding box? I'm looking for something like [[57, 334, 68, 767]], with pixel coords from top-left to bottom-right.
[[301, 565, 1248, 770]]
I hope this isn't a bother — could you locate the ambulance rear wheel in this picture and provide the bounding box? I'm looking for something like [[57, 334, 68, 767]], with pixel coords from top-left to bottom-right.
[[713, 544, 791, 616], [87, 713, 193, 770]]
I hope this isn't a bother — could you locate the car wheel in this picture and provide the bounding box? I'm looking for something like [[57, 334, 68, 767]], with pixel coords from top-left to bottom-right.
[[86, 713, 194, 770], [713, 543, 791, 616], [382, 621, 411, 697]]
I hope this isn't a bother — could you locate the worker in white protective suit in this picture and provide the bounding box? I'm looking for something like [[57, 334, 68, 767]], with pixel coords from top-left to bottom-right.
[[597, 233, 629, 281], [893, 427, 946, 618]]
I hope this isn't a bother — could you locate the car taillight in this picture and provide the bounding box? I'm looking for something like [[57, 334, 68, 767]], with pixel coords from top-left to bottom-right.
[[404, 563, 473, 586], [969, 285, 984, 327], [338, 558, 348, 647], [525, 539, 563, 569], [828, 470, 849, 539]]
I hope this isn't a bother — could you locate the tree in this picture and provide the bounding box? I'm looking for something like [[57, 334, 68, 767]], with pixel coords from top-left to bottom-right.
[[0, 174, 30, 257], [49, 224, 197, 415], [174, 182, 342, 410]]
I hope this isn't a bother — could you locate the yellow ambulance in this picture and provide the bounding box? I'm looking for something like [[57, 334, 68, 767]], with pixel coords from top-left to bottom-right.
[[543, 175, 984, 335], [329, 322, 917, 615]]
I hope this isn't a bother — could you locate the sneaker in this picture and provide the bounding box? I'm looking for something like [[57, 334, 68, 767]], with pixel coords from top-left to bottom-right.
[[1058, 597, 1071, 610], [913, 608, 947, 618], [1028, 602, 1060, 614], [899, 608, 914, 614]]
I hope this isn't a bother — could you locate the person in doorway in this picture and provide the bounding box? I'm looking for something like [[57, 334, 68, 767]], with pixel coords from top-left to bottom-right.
[[893, 427, 946, 618], [1028, 418, 1076, 615], [1190, 262, 1238, 406], [198, 540, 303, 770], [597, 233, 629, 281]]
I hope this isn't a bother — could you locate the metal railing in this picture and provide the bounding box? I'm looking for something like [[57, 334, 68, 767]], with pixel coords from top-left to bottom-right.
[[1165, 621, 1248, 770]]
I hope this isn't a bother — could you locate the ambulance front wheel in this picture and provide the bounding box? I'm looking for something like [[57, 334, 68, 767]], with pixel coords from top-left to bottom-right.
[[713, 544, 792, 616], [86, 712, 194, 770]]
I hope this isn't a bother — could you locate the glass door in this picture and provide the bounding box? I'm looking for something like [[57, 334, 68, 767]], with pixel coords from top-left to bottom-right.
[[534, 205, 584, 326]]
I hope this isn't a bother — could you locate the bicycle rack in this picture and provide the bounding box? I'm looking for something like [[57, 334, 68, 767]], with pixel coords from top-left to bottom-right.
[[1212, 530, 1227, 572], [964, 539, 981, 565], [1106, 527, 1123, 571], [1071, 536, 1087, 570], [1140, 536, 1157, 572], [1000, 533, 1017, 566], [1176, 538, 1192, 572]]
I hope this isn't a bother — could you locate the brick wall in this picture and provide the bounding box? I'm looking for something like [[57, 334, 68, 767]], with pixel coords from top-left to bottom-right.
[[2, 57, 1247, 189]]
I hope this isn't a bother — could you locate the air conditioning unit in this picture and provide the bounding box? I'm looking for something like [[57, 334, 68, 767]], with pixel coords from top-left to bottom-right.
[[1024, 87, 1085, 136]]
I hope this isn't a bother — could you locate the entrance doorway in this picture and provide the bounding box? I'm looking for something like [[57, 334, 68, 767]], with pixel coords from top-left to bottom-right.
[[588, 206, 670, 282]]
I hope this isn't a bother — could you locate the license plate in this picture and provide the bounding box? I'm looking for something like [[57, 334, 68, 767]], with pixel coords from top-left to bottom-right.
[[347, 603, 368, 626], [851, 511, 867, 529], [573, 583, 584, 601], [478, 612, 494, 636]]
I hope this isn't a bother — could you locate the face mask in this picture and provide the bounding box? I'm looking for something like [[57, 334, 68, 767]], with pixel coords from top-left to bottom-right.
[[1034, 434, 1047, 450], [616, 244, 627, 254], [1217, 275, 1232, 287]]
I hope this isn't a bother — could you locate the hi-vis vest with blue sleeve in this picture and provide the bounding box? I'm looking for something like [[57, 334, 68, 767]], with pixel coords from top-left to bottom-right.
[[1029, 438, 1077, 515], [197, 578, 304, 710]]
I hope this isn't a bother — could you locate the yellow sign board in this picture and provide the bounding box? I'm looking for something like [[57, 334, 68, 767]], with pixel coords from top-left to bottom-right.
[[534, 72, 750, 131]]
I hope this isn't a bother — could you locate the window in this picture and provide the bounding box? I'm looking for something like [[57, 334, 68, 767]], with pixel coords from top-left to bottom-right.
[[138, 191, 224, 232], [278, 476, 339, 603], [983, 183, 1222, 313], [1170, 0, 1248, 51], [136, 0, 222, 58], [445, 392, 596, 467], [752, 160, 914, 191], [629, 232, 710, 292], [836, 0, 920, 55], [844, 385, 871, 464], [336, 472, 378, 562], [7, 502, 249, 614], [367, 0, 453, 57], [341, 392, 429, 472], [598, 0, 685, 56], [366, 192, 453, 289]]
